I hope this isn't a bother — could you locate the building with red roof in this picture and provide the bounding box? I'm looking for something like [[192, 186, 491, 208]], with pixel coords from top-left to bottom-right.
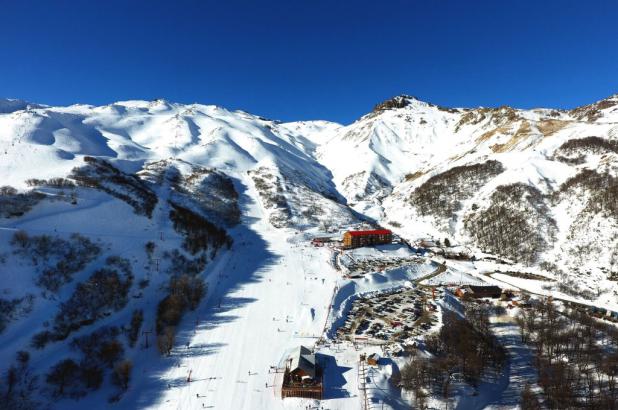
[[343, 229, 392, 249]]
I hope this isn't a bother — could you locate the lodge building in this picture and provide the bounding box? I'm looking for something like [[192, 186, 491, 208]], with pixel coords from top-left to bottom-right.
[[342, 229, 393, 249], [281, 345, 323, 400]]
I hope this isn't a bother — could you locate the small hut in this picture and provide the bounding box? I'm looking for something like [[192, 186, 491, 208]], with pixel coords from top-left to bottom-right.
[[311, 237, 333, 247], [367, 353, 380, 366]]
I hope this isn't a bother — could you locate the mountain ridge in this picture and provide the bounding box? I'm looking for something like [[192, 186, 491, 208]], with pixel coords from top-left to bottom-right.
[[1, 92, 618, 409]]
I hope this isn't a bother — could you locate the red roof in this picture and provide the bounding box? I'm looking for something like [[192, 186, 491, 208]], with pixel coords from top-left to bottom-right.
[[346, 229, 392, 237]]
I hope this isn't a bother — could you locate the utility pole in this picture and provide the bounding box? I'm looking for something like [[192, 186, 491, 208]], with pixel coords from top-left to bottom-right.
[[142, 330, 152, 349]]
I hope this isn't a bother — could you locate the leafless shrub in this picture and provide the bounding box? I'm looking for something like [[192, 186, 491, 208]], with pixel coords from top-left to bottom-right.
[[0, 188, 45, 218], [32, 258, 133, 347], [0, 351, 38, 410], [169, 202, 231, 255], [410, 160, 504, 224], [111, 360, 132, 391], [11, 231, 101, 293], [465, 183, 557, 264], [401, 307, 506, 401], [0, 294, 34, 334], [45, 359, 85, 398], [70, 157, 157, 217], [127, 309, 144, 348], [514, 299, 618, 407], [157, 326, 176, 356]]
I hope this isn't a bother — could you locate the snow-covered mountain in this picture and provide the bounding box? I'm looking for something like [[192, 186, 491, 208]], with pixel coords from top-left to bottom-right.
[[316, 94, 618, 282], [0, 99, 354, 228], [1, 94, 617, 409], [2, 93, 618, 308]]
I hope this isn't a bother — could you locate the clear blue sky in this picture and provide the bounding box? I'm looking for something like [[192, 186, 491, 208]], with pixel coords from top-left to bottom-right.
[[1, 0, 617, 123]]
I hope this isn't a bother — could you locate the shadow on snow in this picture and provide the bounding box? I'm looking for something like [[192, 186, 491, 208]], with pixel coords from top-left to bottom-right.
[[319, 353, 353, 400], [122, 178, 280, 409]]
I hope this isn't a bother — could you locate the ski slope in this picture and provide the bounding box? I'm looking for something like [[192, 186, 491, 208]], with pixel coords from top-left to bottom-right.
[[1, 94, 618, 409], [123, 177, 437, 410], [127, 177, 343, 410]]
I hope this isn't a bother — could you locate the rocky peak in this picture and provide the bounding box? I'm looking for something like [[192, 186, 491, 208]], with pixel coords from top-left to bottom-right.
[[372, 95, 418, 113], [0, 98, 45, 114], [570, 93, 618, 122]]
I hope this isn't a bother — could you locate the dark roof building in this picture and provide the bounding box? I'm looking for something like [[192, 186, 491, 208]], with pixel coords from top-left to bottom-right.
[[282, 345, 323, 400], [289, 345, 317, 380], [456, 285, 502, 299]]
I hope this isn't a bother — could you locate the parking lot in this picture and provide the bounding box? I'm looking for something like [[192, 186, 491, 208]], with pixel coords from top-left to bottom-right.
[[335, 287, 439, 346], [338, 243, 426, 277]]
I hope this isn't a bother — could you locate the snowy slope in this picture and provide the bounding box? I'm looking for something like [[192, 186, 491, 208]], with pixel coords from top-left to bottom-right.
[[315, 94, 618, 294], [0, 98, 362, 409], [1, 94, 618, 409]]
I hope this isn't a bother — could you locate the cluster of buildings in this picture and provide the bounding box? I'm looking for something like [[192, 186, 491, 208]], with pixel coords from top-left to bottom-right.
[[282, 230, 396, 400]]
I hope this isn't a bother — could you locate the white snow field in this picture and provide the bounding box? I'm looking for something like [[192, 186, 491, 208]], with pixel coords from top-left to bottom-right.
[[125, 179, 343, 410], [1, 94, 618, 409]]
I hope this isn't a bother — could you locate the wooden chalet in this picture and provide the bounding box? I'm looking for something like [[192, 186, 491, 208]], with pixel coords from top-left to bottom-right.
[[281, 346, 323, 400], [343, 229, 392, 249]]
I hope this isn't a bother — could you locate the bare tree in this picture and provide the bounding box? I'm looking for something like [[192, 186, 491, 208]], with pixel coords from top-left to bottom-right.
[[520, 383, 541, 410], [111, 360, 132, 391], [157, 326, 175, 356]]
